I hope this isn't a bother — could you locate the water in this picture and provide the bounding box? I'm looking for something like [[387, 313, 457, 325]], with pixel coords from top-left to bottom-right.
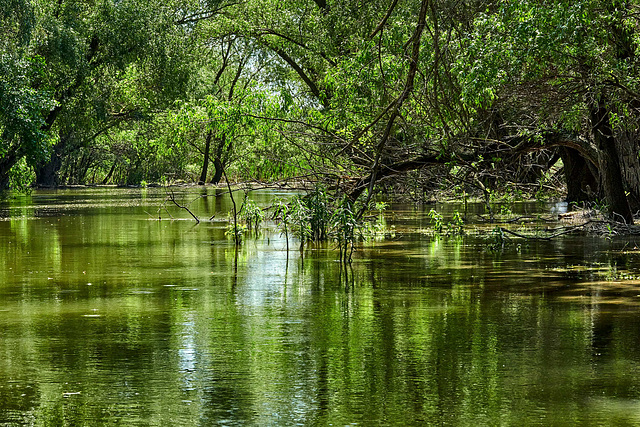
[[2, 188, 640, 425]]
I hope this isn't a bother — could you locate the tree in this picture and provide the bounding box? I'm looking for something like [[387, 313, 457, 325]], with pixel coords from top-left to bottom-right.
[[455, 0, 640, 223], [31, 0, 194, 186], [0, 0, 54, 190], [206, 0, 443, 197]]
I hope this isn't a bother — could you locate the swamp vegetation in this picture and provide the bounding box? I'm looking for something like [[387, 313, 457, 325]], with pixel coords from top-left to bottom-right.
[[4, 0, 640, 224]]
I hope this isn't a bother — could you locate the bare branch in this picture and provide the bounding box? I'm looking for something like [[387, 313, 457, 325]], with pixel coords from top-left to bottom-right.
[[166, 189, 200, 223]]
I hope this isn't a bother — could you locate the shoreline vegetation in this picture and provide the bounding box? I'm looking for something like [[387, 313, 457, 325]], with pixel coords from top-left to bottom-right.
[[4, 1, 640, 232], [10, 181, 640, 243]]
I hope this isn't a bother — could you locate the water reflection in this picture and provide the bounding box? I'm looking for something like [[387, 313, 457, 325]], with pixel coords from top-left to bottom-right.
[[1, 189, 640, 424]]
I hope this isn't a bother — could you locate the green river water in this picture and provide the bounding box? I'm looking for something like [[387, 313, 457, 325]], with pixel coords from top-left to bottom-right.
[[2, 187, 640, 426]]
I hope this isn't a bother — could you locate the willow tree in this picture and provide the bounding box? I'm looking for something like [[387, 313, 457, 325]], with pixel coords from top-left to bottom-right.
[[31, 0, 194, 186], [237, 0, 640, 225], [0, 0, 54, 190], [456, 0, 640, 223], [194, 35, 266, 185], [203, 0, 448, 197], [207, 0, 508, 207]]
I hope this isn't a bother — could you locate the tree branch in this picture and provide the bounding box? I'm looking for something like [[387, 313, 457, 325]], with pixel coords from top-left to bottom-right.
[[356, 0, 430, 212], [166, 189, 200, 223], [369, 0, 400, 40], [270, 46, 327, 107]]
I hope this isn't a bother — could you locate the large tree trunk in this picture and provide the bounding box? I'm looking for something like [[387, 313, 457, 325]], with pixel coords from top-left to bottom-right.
[[616, 129, 640, 212], [198, 130, 213, 185], [589, 97, 634, 224], [35, 141, 63, 187], [211, 158, 224, 185], [102, 161, 116, 185], [35, 154, 62, 187], [560, 147, 599, 204], [210, 134, 228, 185], [0, 151, 19, 190]]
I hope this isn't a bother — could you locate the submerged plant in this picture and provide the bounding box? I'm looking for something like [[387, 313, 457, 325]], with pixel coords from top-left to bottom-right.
[[304, 185, 330, 241], [271, 188, 390, 263], [225, 213, 247, 241], [428, 209, 444, 233], [273, 199, 291, 252], [241, 199, 265, 233], [375, 201, 388, 213], [428, 209, 465, 236], [290, 195, 312, 247], [360, 201, 390, 240], [485, 226, 508, 251], [331, 197, 357, 265], [449, 211, 464, 235]]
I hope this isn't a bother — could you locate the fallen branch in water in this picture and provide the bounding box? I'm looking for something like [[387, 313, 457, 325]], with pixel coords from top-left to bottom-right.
[[500, 221, 592, 240], [499, 219, 640, 240], [505, 215, 556, 224], [223, 169, 240, 245], [476, 214, 555, 223], [166, 188, 200, 223]]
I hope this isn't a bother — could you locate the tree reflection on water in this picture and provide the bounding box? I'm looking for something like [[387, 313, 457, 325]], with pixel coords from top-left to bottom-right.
[[1, 188, 640, 425]]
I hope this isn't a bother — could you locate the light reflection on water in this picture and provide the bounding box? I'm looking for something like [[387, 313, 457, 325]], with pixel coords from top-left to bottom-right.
[[1, 188, 640, 425]]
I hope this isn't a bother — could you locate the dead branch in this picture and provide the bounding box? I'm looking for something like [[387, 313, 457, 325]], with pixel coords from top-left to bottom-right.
[[499, 220, 597, 240], [166, 189, 200, 223]]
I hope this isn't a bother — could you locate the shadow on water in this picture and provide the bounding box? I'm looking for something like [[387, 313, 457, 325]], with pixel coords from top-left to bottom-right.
[[2, 189, 640, 424]]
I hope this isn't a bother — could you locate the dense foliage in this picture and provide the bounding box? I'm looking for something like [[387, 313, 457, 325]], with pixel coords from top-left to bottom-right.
[[3, 0, 640, 221]]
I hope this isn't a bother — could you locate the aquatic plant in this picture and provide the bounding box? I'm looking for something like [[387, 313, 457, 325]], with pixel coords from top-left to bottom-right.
[[271, 188, 391, 264], [241, 199, 265, 233], [225, 216, 247, 241], [428, 209, 465, 236], [223, 170, 241, 245], [449, 211, 464, 235], [428, 209, 444, 233], [272, 199, 291, 252], [304, 185, 330, 242], [359, 201, 390, 240], [331, 197, 357, 265], [289, 195, 312, 249]]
